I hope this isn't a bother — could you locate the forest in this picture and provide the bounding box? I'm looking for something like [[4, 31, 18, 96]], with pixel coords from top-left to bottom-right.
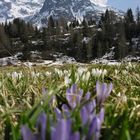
[[0, 8, 140, 62]]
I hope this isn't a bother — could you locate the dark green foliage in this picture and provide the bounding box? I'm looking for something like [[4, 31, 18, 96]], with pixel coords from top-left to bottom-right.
[[0, 7, 140, 61]]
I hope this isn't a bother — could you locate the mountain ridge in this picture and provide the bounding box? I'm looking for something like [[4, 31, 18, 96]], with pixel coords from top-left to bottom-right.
[[0, 0, 45, 22], [29, 0, 109, 26], [0, 0, 122, 26]]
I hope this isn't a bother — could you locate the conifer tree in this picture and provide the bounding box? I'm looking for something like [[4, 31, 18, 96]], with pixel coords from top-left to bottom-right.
[[125, 8, 135, 40], [136, 6, 140, 35], [48, 16, 55, 35], [114, 22, 128, 59], [136, 7, 140, 24], [0, 25, 10, 49], [82, 18, 89, 37]]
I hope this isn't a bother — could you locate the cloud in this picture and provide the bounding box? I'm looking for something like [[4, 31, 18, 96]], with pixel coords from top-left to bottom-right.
[[90, 0, 108, 5]]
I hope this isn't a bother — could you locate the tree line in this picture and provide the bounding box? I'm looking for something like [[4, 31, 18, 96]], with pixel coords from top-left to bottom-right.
[[0, 7, 140, 61]]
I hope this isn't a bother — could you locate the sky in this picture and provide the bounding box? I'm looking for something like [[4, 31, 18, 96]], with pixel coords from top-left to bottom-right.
[[91, 0, 140, 12], [107, 0, 140, 12]]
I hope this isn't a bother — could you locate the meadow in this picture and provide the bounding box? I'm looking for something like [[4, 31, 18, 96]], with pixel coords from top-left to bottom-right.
[[0, 63, 140, 140]]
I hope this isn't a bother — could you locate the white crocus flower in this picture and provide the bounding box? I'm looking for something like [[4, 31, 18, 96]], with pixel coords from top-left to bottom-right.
[[73, 72, 79, 83], [117, 92, 127, 103], [92, 68, 101, 77], [122, 95, 127, 103], [58, 70, 63, 77], [82, 73, 86, 81], [64, 76, 71, 86], [77, 67, 88, 76], [45, 71, 51, 76], [114, 69, 118, 75], [103, 69, 107, 76], [82, 71, 91, 81], [128, 62, 132, 67], [36, 73, 40, 77], [122, 70, 127, 75], [11, 72, 19, 79], [31, 71, 36, 78], [54, 68, 63, 77], [63, 70, 69, 76], [18, 72, 23, 79], [85, 71, 91, 81], [92, 68, 107, 78]]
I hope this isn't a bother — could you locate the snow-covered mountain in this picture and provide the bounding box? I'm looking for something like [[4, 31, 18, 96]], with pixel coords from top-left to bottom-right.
[[0, 0, 45, 23], [0, 0, 122, 26], [30, 0, 108, 26]]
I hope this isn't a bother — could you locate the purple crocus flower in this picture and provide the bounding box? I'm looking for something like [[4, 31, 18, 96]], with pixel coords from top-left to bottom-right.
[[21, 113, 47, 140], [89, 117, 101, 140], [51, 119, 71, 140], [62, 104, 70, 112], [36, 113, 47, 140], [83, 91, 96, 114], [80, 106, 89, 125], [69, 132, 80, 140], [98, 108, 105, 124], [88, 108, 105, 140], [42, 87, 47, 95], [81, 90, 96, 125], [62, 104, 71, 117], [80, 99, 96, 125], [51, 119, 80, 140], [96, 81, 113, 106], [84, 91, 91, 100], [66, 84, 83, 109], [85, 99, 96, 114], [21, 125, 36, 140], [54, 108, 62, 120]]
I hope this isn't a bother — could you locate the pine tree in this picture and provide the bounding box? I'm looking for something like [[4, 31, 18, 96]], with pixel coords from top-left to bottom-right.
[[42, 27, 48, 47], [114, 22, 128, 59], [125, 8, 135, 40], [136, 6, 140, 36], [0, 25, 10, 49], [136, 7, 140, 24], [125, 8, 134, 23], [97, 41, 102, 58], [48, 16, 55, 28], [86, 39, 93, 60], [9, 23, 18, 37], [48, 16, 55, 35], [82, 18, 89, 37]]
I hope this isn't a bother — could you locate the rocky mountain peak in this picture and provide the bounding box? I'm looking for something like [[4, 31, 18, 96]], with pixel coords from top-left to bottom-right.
[[30, 0, 108, 26], [0, 0, 121, 27]]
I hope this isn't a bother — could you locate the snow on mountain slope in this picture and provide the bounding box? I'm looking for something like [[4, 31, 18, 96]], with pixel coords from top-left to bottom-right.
[[30, 0, 109, 26], [0, 0, 123, 27], [0, 0, 45, 23]]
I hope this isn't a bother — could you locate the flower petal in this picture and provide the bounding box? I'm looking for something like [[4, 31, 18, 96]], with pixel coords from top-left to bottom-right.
[[21, 125, 35, 140], [98, 108, 105, 124], [80, 106, 89, 125], [105, 83, 113, 98], [69, 132, 80, 140], [54, 108, 62, 120], [84, 91, 91, 100], [88, 116, 101, 138], [52, 119, 71, 140], [36, 113, 47, 140]]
